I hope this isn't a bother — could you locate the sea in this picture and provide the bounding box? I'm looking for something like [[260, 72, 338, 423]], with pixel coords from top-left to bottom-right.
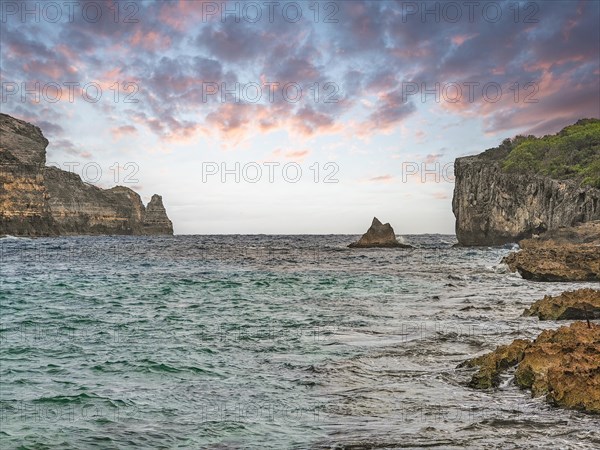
[[0, 235, 598, 449]]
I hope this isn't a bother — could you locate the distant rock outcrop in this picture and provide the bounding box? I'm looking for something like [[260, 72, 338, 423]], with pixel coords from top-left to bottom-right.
[[349, 217, 412, 248], [503, 221, 600, 282], [0, 113, 173, 236]]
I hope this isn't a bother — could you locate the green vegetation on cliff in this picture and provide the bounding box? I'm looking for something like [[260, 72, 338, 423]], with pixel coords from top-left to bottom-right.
[[481, 119, 600, 188]]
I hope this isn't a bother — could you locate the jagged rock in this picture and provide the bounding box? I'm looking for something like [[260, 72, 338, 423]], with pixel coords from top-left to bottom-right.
[[0, 113, 47, 166], [0, 113, 173, 236], [143, 194, 173, 235], [516, 322, 600, 413], [348, 217, 411, 248], [503, 222, 600, 282], [458, 339, 530, 389], [460, 322, 600, 414], [524, 289, 600, 320]]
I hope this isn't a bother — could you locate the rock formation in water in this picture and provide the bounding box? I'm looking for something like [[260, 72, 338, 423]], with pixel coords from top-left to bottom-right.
[[348, 217, 412, 248], [0, 113, 173, 236], [142, 194, 174, 235], [460, 322, 600, 414], [453, 119, 600, 246], [503, 221, 600, 282], [523, 289, 600, 320]]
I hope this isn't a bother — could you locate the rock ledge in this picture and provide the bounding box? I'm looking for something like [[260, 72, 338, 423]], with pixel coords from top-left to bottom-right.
[[459, 322, 600, 414]]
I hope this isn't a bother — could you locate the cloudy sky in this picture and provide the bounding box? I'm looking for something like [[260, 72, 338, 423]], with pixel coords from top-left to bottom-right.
[[1, 0, 599, 234]]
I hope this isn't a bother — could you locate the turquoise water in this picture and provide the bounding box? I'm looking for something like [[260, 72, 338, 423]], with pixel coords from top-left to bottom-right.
[[1, 235, 598, 449]]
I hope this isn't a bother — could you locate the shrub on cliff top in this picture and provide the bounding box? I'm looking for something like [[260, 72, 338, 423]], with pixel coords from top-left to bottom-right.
[[498, 119, 600, 188]]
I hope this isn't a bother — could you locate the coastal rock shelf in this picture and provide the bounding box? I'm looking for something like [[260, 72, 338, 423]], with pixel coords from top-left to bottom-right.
[[459, 322, 600, 414], [524, 289, 600, 320], [349, 217, 412, 248], [0, 113, 173, 236], [504, 221, 600, 282]]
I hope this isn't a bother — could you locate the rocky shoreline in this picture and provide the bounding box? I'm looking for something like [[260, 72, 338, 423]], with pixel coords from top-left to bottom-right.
[[503, 221, 600, 281], [459, 322, 600, 414], [0, 113, 173, 236], [461, 219, 600, 415], [524, 289, 600, 320]]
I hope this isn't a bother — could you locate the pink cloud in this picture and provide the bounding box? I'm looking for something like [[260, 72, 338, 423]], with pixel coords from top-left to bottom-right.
[[432, 191, 449, 200], [130, 29, 172, 51], [451, 34, 478, 46], [112, 125, 138, 140], [367, 174, 394, 183], [423, 153, 443, 164]]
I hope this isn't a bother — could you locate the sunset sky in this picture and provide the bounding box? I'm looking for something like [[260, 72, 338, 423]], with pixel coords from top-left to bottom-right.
[[1, 0, 599, 234]]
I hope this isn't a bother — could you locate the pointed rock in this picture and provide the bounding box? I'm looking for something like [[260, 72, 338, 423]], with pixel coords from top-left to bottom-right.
[[143, 194, 173, 235], [349, 217, 412, 248]]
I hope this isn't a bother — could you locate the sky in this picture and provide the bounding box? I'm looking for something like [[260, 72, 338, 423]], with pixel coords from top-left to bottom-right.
[[1, 0, 599, 234]]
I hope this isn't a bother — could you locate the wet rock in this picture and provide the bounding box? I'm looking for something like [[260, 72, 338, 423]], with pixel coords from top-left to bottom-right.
[[348, 217, 412, 248], [458, 339, 530, 389], [461, 322, 600, 414], [516, 322, 600, 413], [524, 289, 600, 320], [504, 221, 600, 282]]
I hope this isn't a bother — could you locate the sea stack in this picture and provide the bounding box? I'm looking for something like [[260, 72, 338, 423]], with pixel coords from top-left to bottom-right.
[[143, 194, 174, 235], [349, 217, 411, 248]]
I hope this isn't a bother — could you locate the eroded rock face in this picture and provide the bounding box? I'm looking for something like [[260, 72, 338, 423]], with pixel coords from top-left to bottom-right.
[[45, 168, 147, 235], [461, 322, 600, 414], [516, 322, 600, 413], [143, 194, 174, 235], [348, 217, 411, 248], [503, 221, 600, 282], [0, 113, 173, 236], [452, 156, 600, 246], [0, 114, 57, 236], [524, 289, 600, 320]]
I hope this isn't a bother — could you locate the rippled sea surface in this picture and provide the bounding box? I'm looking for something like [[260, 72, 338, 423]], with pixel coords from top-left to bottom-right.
[[1, 235, 599, 449]]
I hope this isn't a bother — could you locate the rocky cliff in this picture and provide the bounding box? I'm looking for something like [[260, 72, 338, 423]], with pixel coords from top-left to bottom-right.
[[453, 120, 600, 246], [0, 116, 55, 236], [0, 113, 173, 236]]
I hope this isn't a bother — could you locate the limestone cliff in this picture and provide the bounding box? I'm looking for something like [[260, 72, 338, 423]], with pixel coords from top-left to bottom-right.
[[0, 115, 55, 236], [453, 120, 600, 246], [0, 113, 173, 236]]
